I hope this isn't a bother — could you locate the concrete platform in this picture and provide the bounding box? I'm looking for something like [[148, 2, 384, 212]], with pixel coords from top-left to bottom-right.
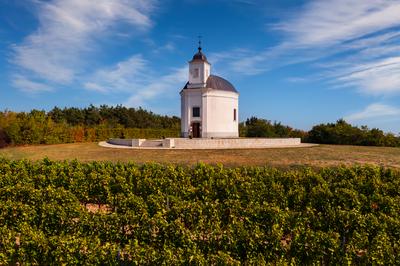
[[99, 138, 317, 150]]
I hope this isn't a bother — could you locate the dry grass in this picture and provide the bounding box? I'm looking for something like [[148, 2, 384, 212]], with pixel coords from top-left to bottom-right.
[[0, 142, 399, 168]]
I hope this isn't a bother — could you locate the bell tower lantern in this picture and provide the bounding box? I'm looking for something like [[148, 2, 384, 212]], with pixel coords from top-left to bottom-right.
[[187, 41, 210, 88]]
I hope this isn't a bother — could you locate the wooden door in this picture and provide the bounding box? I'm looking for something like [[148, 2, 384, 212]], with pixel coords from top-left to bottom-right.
[[192, 122, 200, 138]]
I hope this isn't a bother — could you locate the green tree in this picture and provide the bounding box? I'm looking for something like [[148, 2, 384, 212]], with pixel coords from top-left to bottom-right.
[[245, 117, 276, 137]]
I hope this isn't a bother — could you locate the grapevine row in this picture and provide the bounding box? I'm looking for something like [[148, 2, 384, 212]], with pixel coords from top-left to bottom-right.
[[0, 158, 399, 264]]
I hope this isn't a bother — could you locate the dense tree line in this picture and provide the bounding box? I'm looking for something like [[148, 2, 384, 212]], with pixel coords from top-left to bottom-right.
[[0, 105, 180, 146], [1, 106, 399, 147], [307, 119, 400, 147], [240, 117, 400, 147], [48, 105, 180, 129], [0, 159, 399, 264], [239, 117, 308, 139]]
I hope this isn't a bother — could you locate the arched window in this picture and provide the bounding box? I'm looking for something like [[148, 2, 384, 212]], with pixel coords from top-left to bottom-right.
[[193, 68, 199, 78]]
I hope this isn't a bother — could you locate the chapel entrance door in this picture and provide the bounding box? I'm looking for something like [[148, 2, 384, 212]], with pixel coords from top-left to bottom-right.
[[192, 122, 201, 138]]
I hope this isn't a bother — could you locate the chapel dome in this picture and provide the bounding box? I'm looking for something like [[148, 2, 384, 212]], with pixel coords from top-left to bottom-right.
[[182, 75, 238, 93], [206, 75, 238, 93]]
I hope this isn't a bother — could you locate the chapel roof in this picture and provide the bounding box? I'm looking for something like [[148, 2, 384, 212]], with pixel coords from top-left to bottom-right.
[[189, 45, 209, 63], [182, 75, 238, 93]]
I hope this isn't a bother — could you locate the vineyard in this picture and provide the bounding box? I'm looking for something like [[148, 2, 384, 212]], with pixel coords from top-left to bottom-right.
[[0, 159, 399, 264]]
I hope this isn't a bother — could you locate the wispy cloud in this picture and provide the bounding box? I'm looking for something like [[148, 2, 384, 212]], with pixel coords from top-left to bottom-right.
[[334, 57, 400, 95], [12, 75, 53, 93], [84, 54, 187, 107], [208, 48, 255, 76], [273, 0, 400, 47], [345, 103, 400, 122], [286, 77, 309, 83], [11, 0, 156, 91], [124, 67, 187, 107], [218, 0, 400, 96], [84, 55, 149, 93]]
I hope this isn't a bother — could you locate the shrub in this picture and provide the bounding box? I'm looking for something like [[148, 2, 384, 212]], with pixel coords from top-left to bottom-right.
[[0, 128, 10, 148]]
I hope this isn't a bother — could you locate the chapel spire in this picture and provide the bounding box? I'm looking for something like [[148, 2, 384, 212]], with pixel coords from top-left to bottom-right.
[[198, 35, 202, 52], [191, 36, 208, 62]]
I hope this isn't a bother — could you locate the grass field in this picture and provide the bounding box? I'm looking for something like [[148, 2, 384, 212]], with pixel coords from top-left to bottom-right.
[[1, 142, 399, 168]]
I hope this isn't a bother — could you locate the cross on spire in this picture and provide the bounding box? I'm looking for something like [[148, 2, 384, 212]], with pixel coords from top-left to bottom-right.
[[198, 35, 202, 52]]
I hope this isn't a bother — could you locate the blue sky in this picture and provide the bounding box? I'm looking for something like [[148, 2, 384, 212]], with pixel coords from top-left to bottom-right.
[[1, 0, 400, 133]]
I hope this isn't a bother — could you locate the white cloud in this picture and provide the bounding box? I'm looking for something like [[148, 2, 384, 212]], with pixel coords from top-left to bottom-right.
[[274, 0, 400, 46], [124, 67, 187, 107], [12, 75, 54, 93], [343, 31, 400, 51], [152, 42, 176, 54], [84, 55, 149, 93], [208, 48, 257, 76], [286, 77, 309, 83], [11, 0, 156, 90], [84, 55, 187, 107], [335, 57, 400, 95], [345, 103, 400, 121], [219, 0, 400, 96]]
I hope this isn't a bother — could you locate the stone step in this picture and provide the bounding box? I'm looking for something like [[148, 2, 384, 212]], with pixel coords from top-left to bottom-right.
[[140, 140, 163, 147]]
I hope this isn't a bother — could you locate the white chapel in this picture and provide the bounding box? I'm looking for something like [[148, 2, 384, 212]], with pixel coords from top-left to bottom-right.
[[180, 44, 239, 138]]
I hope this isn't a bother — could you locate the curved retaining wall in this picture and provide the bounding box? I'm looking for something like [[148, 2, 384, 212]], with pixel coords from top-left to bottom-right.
[[164, 138, 300, 149], [108, 138, 301, 149], [108, 138, 144, 147]]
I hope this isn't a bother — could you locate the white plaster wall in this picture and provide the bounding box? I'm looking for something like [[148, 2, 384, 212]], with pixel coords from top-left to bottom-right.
[[180, 89, 203, 137], [181, 88, 239, 138], [188, 61, 210, 86], [180, 94, 187, 137], [203, 62, 210, 83], [202, 90, 239, 138]]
